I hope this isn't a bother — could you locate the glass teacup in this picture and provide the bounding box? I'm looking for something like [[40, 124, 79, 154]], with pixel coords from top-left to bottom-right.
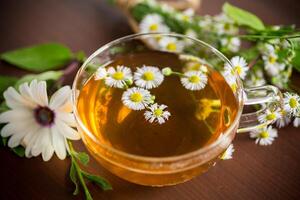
[[72, 33, 283, 186]]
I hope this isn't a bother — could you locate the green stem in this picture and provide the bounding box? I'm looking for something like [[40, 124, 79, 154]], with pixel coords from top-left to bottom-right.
[[68, 141, 93, 200]]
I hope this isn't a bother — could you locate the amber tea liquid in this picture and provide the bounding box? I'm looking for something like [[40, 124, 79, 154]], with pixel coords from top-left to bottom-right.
[[77, 50, 238, 185]]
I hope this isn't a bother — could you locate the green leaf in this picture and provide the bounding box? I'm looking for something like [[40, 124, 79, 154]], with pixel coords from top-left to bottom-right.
[[12, 146, 25, 157], [74, 152, 90, 166], [292, 48, 300, 72], [0, 76, 18, 98], [1, 136, 8, 147], [70, 161, 80, 195], [14, 71, 63, 88], [82, 171, 112, 191], [223, 2, 265, 31], [1, 43, 72, 72]]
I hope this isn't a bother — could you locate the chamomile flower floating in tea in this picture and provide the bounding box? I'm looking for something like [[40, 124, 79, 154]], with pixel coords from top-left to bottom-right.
[[0, 80, 80, 161], [181, 70, 208, 91], [105, 65, 133, 88], [144, 103, 171, 124], [133, 65, 164, 89], [139, 14, 169, 33], [250, 126, 278, 146], [158, 36, 184, 52], [258, 109, 281, 124], [220, 144, 234, 160], [122, 87, 152, 110], [224, 56, 248, 80], [283, 92, 300, 116]]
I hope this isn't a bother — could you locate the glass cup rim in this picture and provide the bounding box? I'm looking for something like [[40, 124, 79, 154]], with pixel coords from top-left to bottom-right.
[[72, 32, 244, 163]]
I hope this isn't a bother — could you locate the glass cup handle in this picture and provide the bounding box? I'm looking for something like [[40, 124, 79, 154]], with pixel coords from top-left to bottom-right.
[[237, 85, 283, 133]]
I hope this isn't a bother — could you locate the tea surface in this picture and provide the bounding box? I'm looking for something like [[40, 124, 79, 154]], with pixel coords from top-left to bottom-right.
[[77, 51, 238, 157]]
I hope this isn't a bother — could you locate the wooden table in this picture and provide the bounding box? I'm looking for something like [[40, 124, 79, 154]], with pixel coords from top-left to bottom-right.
[[0, 0, 300, 199]]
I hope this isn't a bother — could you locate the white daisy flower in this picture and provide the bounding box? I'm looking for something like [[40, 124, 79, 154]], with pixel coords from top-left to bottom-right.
[[158, 36, 185, 52], [134, 65, 164, 89], [198, 15, 213, 30], [105, 65, 132, 88], [220, 144, 234, 160], [121, 87, 152, 110], [262, 52, 285, 76], [250, 126, 278, 146], [213, 13, 238, 35], [180, 71, 208, 91], [258, 109, 281, 124], [95, 67, 107, 80], [144, 103, 171, 124], [139, 14, 170, 33], [184, 29, 197, 46], [283, 92, 300, 116], [0, 80, 80, 161], [244, 68, 266, 87], [176, 8, 194, 22], [293, 117, 300, 127], [275, 110, 291, 128], [224, 56, 248, 80], [223, 73, 238, 93], [220, 37, 241, 53]]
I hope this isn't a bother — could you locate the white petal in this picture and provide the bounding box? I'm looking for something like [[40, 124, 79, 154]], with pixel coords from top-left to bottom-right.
[[55, 121, 80, 140], [31, 128, 50, 156], [7, 131, 27, 148], [24, 130, 40, 157], [42, 143, 54, 161], [56, 112, 77, 127], [37, 81, 49, 106], [3, 87, 32, 109], [51, 126, 67, 160], [49, 86, 72, 110], [0, 109, 33, 123], [1, 123, 17, 137]]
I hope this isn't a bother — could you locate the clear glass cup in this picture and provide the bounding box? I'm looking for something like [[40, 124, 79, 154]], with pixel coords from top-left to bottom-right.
[[72, 33, 283, 186]]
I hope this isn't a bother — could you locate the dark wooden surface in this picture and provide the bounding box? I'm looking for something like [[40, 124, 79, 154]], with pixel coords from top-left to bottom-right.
[[0, 0, 300, 199]]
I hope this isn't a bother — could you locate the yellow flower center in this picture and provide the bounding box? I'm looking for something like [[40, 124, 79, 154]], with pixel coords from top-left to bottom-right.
[[289, 98, 298, 108], [130, 93, 143, 103], [182, 15, 190, 22], [189, 75, 200, 83], [166, 42, 177, 51], [266, 113, 276, 121], [260, 131, 269, 138], [231, 83, 237, 93], [234, 65, 242, 75], [112, 71, 124, 80], [154, 108, 163, 117], [268, 56, 276, 64], [149, 23, 158, 31], [142, 71, 155, 81]]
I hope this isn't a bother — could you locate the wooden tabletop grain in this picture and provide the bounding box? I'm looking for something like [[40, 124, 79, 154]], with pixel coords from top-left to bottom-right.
[[0, 0, 300, 199]]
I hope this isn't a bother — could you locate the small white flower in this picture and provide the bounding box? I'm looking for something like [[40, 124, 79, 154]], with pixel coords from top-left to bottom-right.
[[176, 8, 194, 22], [158, 36, 184, 52], [220, 144, 234, 160], [220, 37, 241, 53], [95, 67, 107, 80], [122, 87, 152, 110], [275, 110, 291, 128], [283, 92, 300, 116], [293, 117, 300, 127], [0, 80, 80, 161], [213, 13, 238, 35], [250, 126, 278, 146], [144, 103, 171, 124], [139, 14, 170, 33], [223, 74, 238, 93], [258, 109, 281, 124], [262, 52, 285, 76], [185, 29, 197, 46], [224, 56, 248, 80], [105, 65, 132, 88], [244, 69, 266, 87], [198, 15, 213, 30], [134, 65, 164, 89], [181, 71, 208, 91]]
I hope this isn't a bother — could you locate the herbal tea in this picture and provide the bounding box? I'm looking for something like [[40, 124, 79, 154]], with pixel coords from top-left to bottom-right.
[[77, 50, 238, 157]]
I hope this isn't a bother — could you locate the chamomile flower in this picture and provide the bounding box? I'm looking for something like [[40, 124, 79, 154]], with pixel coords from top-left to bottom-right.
[[250, 126, 278, 146], [176, 8, 194, 22], [180, 71, 208, 91], [105, 65, 132, 88], [213, 13, 238, 35], [224, 56, 248, 80], [223, 74, 238, 93], [283, 92, 300, 116], [220, 144, 234, 160], [0, 80, 80, 161], [122, 87, 152, 110], [134, 65, 164, 89], [95, 67, 107, 80], [184, 29, 197, 46], [144, 103, 171, 124], [244, 69, 266, 87], [139, 14, 170, 33], [293, 117, 300, 127], [220, 37, 241, 53], [198, 15, 213, 30], [258, 109, 280, 124], [262, 52, 285, 76], [158, 36, 184, 52], [275, 110, 291, 128]]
